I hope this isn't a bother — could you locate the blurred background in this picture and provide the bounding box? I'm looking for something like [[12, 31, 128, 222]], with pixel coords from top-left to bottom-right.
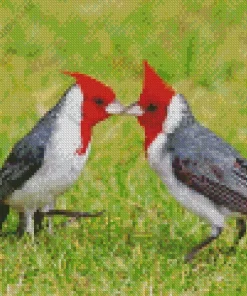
[[1, 0, 247, 294]]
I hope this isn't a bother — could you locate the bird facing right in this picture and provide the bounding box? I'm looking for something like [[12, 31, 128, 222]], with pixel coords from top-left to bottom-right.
[[0, 71, 125, 237], [125, 60, 247, 262]]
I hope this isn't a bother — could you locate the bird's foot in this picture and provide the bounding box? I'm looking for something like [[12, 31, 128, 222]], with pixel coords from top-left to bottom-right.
[[184, 251, 196, 263], [43, 209, 105, 218]]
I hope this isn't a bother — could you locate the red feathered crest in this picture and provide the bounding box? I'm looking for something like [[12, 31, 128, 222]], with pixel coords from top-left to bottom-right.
[[62, 71, 114, 100], [140, 61, 175, 105]]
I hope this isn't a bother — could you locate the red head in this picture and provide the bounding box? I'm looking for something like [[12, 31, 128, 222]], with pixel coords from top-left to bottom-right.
[[63, 71, 124, 154], [125, 61, 175, 152]]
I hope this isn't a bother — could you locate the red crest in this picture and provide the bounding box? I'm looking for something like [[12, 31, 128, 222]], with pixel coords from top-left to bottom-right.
[[140, 61, 175, 105], [62, 71, 114, 99]]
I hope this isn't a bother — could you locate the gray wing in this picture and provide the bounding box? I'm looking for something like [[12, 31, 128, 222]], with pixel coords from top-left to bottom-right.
[[0, 135, 46, 201], [171, 123, 247, 214], [0, 86, 68, 201]]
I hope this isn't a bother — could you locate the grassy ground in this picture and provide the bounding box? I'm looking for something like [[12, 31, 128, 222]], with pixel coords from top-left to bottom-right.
[[1, 0, 247, 294]]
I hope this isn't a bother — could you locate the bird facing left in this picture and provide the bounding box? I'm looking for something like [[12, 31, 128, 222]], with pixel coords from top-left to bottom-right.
[[0, 71, 125, 237], [125, 60, 247, 262]]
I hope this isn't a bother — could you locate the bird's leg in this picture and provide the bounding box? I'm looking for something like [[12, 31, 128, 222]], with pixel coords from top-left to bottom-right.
[[33, 201, 55, 234], [228, 219, 246, 253], [23, 210, 35, 239], [233, 218, 246, 246], [0, 204, 10, 231], [34, 210, 45, 234], [45, 202, 55, 234], [185, 226, 223, 263], [17, 212, 25, 237]]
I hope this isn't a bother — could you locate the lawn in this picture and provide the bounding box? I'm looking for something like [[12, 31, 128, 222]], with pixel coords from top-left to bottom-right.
[[1, 0, 247, 294]]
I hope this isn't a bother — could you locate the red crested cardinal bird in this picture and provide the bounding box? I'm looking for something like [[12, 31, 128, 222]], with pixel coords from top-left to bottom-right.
[[0, 71, 125, 237], [125, 60, 247, 262]]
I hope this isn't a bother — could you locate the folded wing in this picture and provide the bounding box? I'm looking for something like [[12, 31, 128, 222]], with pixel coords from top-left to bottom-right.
[[171, 123, 247, 214]]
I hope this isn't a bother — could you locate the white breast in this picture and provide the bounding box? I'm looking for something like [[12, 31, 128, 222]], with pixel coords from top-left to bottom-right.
[[147, 133, 226, 228], [9, 85, 90, 211]]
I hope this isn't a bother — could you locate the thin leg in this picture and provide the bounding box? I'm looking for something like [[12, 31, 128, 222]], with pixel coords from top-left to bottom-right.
[[33, 201, 55, 234], [185, 226, 223, 263], [17, 212, 26, 237], [227, 219, 246, 253], [0, 204, 9, 231], [24, 210, 35, 239], [45, 201, 55, 234], [235, 218, 246, 244], [34, 210, 45, 234]]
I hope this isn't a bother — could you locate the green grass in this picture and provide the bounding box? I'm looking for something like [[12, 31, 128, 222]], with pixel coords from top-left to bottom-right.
[[1, 0, 247, 294]]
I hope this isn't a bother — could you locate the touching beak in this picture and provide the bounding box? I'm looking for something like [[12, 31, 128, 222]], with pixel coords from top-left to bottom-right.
[[105, 99, 126, 115], [124, 102, 144, 116]]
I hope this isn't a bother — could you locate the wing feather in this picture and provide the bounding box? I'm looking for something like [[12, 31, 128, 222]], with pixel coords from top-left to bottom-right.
[[0, 89, 66, 201], [171, 123, 247, 214], [0, 138, 45, 201]]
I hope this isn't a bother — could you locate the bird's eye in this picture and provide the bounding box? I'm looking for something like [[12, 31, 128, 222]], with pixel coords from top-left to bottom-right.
[[94, 98, 104, 105], [146, 104, 157, 112]]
